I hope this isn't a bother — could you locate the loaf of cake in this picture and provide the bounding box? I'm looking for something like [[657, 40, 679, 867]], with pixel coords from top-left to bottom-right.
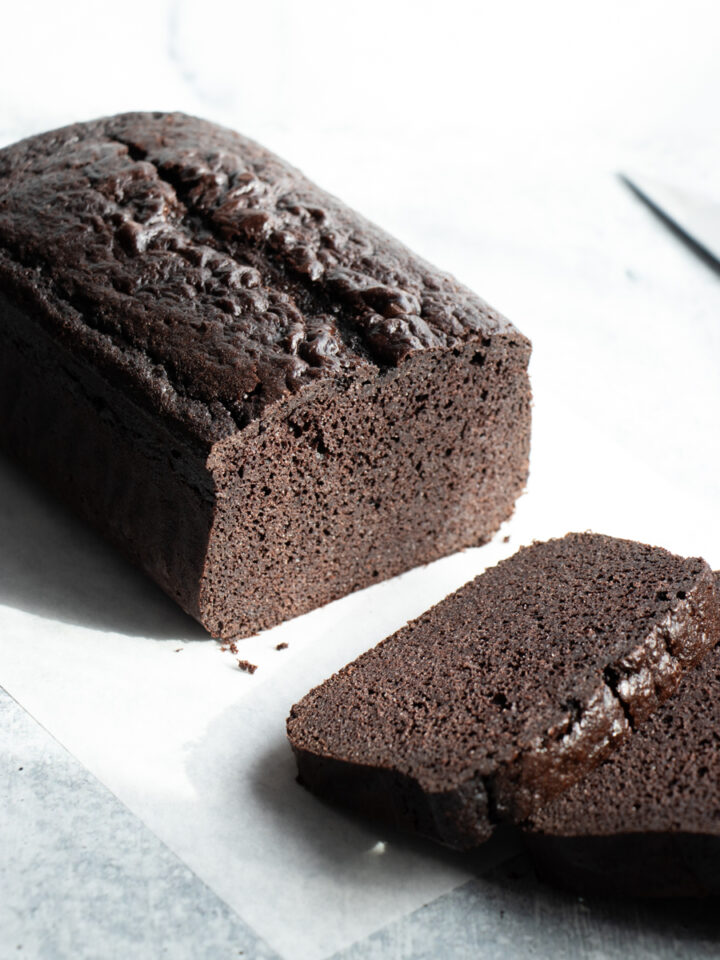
[[0, 112, 531, 638], [525, 600, 720, 897], [287, 534, 720, 848]]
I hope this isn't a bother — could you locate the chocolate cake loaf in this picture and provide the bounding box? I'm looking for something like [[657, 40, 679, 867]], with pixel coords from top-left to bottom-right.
[[287, 534, 720, 848], [525, 613, 720, 897], [0, 112, 531, 638]]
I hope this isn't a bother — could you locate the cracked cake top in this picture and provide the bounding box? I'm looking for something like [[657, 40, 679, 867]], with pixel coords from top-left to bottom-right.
[[0, 112, 523, 446]]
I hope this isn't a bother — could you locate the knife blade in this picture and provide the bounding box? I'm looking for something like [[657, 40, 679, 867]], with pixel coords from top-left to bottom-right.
[[620, 172, 720, 274]]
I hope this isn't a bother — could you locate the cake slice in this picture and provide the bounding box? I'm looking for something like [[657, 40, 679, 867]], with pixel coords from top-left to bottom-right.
[[0, 112, 531, 639], [525, 603, 720, 898], [287, 534, 720, 848]]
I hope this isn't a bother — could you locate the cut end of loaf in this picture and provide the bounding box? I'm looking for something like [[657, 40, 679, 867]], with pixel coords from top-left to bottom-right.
[[199, 334, 531, 639]]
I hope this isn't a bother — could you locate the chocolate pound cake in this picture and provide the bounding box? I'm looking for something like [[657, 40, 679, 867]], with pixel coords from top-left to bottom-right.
[[287, 534, 720, 848], [0, 112, 531, 638], [525, 600, 720, 898]]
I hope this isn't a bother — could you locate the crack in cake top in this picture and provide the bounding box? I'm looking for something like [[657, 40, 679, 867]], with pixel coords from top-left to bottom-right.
[[0, 112, 523, 444]]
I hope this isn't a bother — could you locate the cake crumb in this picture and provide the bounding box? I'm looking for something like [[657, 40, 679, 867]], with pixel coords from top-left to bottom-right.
[[175, 648, 183, 653], [237, 659, 258, 674], [229, 641, 239, 654], [502, 535, 510, 543], [276, 642, 289, 651]]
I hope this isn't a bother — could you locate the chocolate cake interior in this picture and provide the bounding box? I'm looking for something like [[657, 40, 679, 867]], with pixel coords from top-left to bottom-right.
[[203, 335, 528, 636]]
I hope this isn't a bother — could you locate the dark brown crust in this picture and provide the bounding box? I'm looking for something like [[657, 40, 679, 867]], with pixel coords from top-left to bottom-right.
[[287, 534, 720, 848], [0, 112, 524, 445], [0, 287, 212, 618], [0, 112, 531, 637]]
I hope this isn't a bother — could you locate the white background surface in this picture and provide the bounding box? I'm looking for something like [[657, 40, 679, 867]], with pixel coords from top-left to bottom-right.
[[1, 2, 720, 958]]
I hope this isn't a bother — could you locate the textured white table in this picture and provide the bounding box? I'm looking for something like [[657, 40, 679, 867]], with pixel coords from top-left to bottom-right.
[[2, 1, 720, 957]]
